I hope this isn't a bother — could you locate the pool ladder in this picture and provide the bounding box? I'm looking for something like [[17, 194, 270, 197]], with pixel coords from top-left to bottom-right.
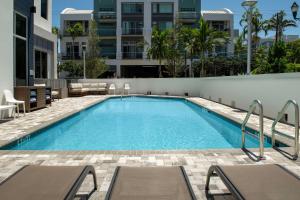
[[271, 100, 299, 160], [241, 99, 265, 160]]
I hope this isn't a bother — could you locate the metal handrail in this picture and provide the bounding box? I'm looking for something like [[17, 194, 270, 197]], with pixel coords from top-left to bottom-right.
[[242, 99, 264, 159], [271, 100, 299, 160]]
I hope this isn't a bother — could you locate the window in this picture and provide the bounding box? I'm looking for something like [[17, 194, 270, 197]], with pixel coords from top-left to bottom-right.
[[122, 21, 143, 35], [14, 13, 27, 86], [152, 3, 173, 14], [152, 21, 173, 30], [16, 14, 26, 38], [41, 0, 48, 19], [122, 3, 143, 14], [35, 51, 47, 78]]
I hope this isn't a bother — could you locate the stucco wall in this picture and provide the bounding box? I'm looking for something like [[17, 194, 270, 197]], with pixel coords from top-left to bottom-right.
[[34, 0, 52, 32], [79, 73, 300, 124], [0, 0, 14, 103]]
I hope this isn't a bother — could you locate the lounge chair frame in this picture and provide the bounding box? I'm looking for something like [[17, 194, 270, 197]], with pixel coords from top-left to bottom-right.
[[0, 165, 98, 200], [105, 166, 196, 200], [205, 164, 300, 200]]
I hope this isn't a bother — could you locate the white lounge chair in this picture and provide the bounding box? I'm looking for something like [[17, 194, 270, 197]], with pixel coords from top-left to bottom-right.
[[3, 90, 26, 117], [124, 83, 130, 95], [0, 105, 16, 120], [109, 84, 116, 95]]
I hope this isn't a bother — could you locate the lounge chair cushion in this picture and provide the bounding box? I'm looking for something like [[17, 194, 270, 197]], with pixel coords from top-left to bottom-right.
[[82, 83, 91, 88], [0, 165, 87, 200], [69, 83, 82, 89], [90, 83, 99, 88], [98, 83, 107, 88], [106, 167, 195, 200], [69, 88, 83, 93], [218, 164, 300, 200]]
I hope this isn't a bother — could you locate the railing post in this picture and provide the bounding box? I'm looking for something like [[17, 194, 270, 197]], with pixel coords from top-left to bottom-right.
[[258, 103, 264, 158], [241, 100, 264, 160], [294, 102, 299, 158], [271, 100, 299, 160]]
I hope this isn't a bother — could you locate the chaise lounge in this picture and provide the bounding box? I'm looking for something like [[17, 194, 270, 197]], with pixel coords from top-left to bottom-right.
[[0, 165, 97, 200], [105, 166, 196, 200], [205, 164, 300, 200]]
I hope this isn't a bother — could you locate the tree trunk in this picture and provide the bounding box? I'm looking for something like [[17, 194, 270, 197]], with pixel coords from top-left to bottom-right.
[[72, 38, 75, 60], [159, 59, 162, 78], [190, 58, 193, 77], [201, 52, 205, 77]]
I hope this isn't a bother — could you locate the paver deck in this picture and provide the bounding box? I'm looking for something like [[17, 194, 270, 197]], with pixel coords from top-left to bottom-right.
[[0, 149, 299, 200]]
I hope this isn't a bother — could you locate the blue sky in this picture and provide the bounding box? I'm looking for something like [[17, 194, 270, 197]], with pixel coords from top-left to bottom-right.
[[53, 0, 300, 37]]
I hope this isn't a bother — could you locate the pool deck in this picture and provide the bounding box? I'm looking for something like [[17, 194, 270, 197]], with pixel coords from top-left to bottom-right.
[[0, 95, 299, 199]]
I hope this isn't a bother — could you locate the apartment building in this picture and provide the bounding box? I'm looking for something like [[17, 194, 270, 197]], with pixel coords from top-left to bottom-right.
[[60, 0, 234, 78], [60, 8, 93, 61], [0, 0, 57, 101]]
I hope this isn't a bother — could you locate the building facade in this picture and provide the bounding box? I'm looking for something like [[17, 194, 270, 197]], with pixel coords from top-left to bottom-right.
[[60, 0, 234, 78], [33, 0, 58, 80], [260, 35, 299, 48], [0, 0, 57, 102], [60, 8, 93, 61]]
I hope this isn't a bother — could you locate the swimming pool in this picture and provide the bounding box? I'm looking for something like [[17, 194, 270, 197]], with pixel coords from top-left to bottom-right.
[[5, 96, 272, 150]]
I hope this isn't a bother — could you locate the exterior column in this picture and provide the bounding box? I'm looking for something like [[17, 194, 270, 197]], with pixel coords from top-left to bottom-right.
[[116, 0, 122, 61], [143, 1, 152, 59]]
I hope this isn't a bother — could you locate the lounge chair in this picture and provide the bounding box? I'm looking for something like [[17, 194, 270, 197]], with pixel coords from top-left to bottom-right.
[[105, 166, 196, 200], [109, 84, 116, 95], [205, 164, 300, 200], [0, 165, 97, 200], [0, 105, 16, 120], [3, 89, 26, 116], [123, 83, 130, 95]]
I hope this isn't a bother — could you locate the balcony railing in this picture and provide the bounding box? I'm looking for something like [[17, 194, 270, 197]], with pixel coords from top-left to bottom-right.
[[177, 12, 200, 20], [94, 12, 116, 20], [98, 29, 116, 37], [122, 52, 143, 59], [61, 53, 82, 60], [122, 28, 143, 36]]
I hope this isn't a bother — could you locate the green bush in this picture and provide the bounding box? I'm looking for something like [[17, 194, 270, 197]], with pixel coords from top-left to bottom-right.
[[58, 61, 83, 78]]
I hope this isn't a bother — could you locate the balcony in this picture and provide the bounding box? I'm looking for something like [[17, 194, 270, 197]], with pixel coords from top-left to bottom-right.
[[94, 12, 116, 21], [61, 53, 82, 61], [122, 52, 143, 59], [122, 28, 143, 36], [98, 28, 116, 37], [177, 12, 200, 20]]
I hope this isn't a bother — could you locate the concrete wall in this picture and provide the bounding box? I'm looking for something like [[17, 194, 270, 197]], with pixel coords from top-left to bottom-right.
[[79, 73, 300, 124], [0, 0, 14, 103]]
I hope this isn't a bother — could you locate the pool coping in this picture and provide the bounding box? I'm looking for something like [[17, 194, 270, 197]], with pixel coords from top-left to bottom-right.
[[0, 95, 294, 150], [0, 146, 292, 155]]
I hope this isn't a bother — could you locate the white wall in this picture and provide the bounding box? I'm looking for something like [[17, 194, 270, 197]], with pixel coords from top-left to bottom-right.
[[0, 0, 14, 104], [34, 0, 52, 32], [79, 73, 300, 124]]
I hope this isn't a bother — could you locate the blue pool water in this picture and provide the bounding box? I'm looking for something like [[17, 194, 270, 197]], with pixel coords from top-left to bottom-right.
[[5, 96, 272, 150]]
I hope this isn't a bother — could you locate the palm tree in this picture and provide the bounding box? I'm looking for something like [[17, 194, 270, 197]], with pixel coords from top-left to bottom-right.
[[185, 29, 201, 77], [266, 10, 297, 42], [234, 34, 246, 59], [66, 23, 84, 60], [240, 8, 268, 48], [197, 18, 229, 77], [147, 27, 169, 77], [52, 26, 60, 57], [178, 26, 193, 77]]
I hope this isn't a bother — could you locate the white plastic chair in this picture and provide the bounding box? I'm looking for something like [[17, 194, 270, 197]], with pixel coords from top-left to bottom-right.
[[3, 90, 26, 117], [124, 83, 130, 95], [109, 84, 116, 95], [0, 105, 16, 120]]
